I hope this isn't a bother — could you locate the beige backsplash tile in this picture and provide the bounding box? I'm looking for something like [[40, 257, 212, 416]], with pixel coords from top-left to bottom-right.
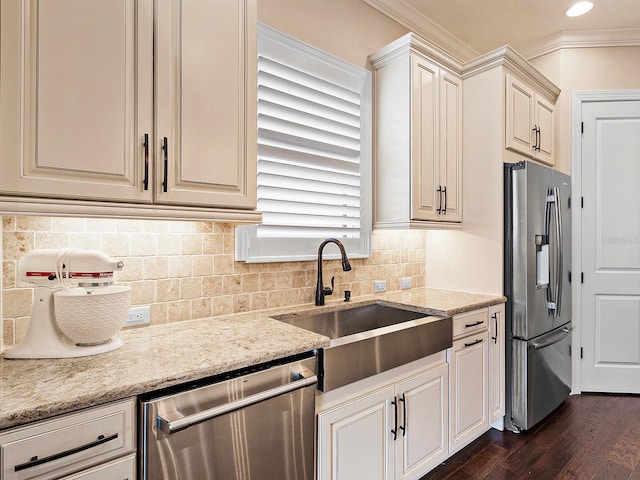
[[1, 215, 429, 350]]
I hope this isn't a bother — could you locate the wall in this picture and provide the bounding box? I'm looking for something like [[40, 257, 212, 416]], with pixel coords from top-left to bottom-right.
[[258, 0, 408, 69], [530, 45, 640, 174], [1, 216, 426, 350]]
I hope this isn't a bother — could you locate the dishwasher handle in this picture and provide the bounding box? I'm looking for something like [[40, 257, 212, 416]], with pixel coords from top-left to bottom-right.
[[156, 369, 318, 434]]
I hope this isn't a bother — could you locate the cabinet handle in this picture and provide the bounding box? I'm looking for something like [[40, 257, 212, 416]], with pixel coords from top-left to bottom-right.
[[442, 186, 447, 215], [143, 133, 149, 191], [464, 338, 483, 348], [491, 313, 498, 344], [464, 320, 484, 328], [14, 433, 119, 472], [537, 126, 541, 152], [391, 396, 399, 441], [436, 185, 442, 214], [161, 136, 168, 193], [399, 393, 407, 437], [532, 125, 541, 152]]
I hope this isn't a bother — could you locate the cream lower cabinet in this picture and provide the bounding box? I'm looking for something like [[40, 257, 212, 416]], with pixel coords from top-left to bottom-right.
[[317, 360, 448, 480], [448, 308, 491, 454], [448, 330, 489, 454], [0, 399, 135, 480], [0, 0, 256, 216], [488, 303, 506, 427]]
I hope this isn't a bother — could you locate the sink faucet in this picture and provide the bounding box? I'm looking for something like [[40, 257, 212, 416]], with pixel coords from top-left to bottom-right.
[[316, 238, 352, 306]]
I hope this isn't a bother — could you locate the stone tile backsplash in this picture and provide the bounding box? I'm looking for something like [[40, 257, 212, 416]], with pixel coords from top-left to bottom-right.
[[1, 216, 426, 350]]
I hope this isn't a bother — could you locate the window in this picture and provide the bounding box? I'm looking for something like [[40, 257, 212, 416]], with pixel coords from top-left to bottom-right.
[[236, 24, 372, 263]]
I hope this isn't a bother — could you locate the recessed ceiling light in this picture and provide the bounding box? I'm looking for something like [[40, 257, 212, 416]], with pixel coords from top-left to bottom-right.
[[566, 1, 594, 17]]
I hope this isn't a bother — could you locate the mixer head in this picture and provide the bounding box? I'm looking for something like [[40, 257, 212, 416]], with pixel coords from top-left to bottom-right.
[[18, 249, 124, 287]]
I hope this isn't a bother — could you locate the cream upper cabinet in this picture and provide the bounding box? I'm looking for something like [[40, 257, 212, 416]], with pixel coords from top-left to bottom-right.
[[505, 73, 555, 165], [0, 0, 257, 219], [370, 34, 463, 229], [0, 0, 154, 203], [155, 0, 256, 208]]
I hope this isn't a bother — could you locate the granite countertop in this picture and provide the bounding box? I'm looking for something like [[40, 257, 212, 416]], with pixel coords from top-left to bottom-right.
[[0, 287, 505, 430]]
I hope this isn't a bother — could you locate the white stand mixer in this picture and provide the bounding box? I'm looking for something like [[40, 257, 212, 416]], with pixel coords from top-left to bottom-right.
[[4, 249, 130, 359]]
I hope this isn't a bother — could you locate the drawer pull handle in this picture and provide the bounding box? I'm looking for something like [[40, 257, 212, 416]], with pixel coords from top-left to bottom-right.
[[14, 433, 119, 472], [464, 320, 484, 328], [464, 338, 483, 348]]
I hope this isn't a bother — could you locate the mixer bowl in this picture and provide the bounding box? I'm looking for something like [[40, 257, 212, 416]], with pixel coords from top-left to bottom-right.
[[54, 286, 131, 345]]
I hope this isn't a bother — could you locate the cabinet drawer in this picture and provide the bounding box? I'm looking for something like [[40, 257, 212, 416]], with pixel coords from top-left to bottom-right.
[[0, 399, 135, 480], [60, 453, 135, 480], [452, 309, 488, 339]]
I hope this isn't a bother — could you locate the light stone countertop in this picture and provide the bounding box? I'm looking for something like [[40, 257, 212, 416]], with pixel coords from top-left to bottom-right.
[[0, 287, 505, 430]]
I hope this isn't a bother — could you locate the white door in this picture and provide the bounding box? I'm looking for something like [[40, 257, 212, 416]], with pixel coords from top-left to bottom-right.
[[581, 99, 640, 392]]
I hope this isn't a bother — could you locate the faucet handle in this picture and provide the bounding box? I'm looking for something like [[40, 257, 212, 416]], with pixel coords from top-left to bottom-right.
[[322, 276, 335, 296]]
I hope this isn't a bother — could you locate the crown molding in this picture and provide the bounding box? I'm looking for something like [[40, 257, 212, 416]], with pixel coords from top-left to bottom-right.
[[520, 28, 640, 60], [368, 32, 465, 74], [462, 45, 560, 102], [362, 0, 480, 62]]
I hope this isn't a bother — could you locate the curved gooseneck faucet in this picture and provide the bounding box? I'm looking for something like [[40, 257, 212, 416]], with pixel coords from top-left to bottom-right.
[[316, 238, 352, 306]]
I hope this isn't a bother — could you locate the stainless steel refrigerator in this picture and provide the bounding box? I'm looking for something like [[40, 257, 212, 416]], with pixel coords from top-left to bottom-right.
[[504, 160, 572, 432]]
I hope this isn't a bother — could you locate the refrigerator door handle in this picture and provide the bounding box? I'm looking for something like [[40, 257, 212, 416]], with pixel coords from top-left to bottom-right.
[[544, 187, 563, 318], [544, 188, 557, 315], [532, 326, 572, 350], [554, 186, 563, 317]]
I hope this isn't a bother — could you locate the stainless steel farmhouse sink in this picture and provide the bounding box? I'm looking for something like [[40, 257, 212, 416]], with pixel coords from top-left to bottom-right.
[[273, 302, 452, 391]]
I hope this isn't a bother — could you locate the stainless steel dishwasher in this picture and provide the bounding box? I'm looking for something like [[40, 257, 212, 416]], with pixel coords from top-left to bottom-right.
[[139, 353, 317, 480]]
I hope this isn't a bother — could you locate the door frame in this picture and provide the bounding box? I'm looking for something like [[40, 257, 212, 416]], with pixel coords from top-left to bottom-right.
[[570, 89, 640, 394]]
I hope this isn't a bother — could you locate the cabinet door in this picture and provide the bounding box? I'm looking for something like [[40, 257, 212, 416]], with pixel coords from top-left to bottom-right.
[[488, 304, 506, 427], [533, 95, 555, 165], [396, 363, 449, 480], [410, 54, 440, 222], [448, 331, 489, 454], [155, 0, 257, 209], [60, 454, 135, 480], [0, 0, 154, 202], [439, 72, 462, 222], [505, 74, 534, 157], [318, 386, 395, 480]]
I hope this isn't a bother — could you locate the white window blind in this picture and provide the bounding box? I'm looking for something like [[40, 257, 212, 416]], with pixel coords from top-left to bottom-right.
[[236, 24, 371, 263]]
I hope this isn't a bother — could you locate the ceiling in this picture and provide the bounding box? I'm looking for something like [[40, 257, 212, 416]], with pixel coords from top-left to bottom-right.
[[366, 0, 640, 60]]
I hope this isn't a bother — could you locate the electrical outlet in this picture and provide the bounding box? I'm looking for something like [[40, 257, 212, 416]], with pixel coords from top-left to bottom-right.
[[374, 280, 386, 293], [401, 277, 412, 289], [126, 305, 151, 326]]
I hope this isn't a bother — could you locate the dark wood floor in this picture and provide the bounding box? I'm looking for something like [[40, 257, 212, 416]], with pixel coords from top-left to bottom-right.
[[421, 393, 640, 480]]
